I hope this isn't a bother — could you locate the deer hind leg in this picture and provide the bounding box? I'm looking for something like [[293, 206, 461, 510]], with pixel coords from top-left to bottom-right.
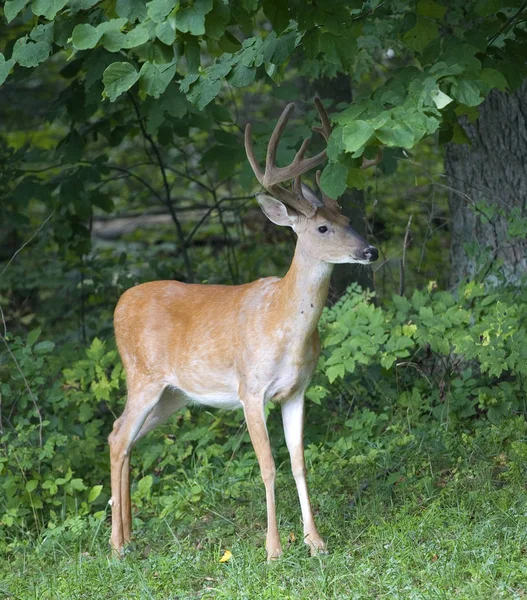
[[108, 380, 165, 553], [281, 392, 327, 555], [119, 387, 189, 545], [242, 397, 282, 560]]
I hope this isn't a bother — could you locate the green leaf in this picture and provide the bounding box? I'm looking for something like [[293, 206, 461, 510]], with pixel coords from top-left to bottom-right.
[[186, 77, 222, 109], [346, 167, 366, 190], [97, 18, 129, 35], [205, 0, 230, 40], [26, 480, 39, 493], [102, 62, 140, 102], [185, 38, 201, 73], [479, 68, 508, 92], [475, 0, 505, 17], [69, 478, 86, 491], [139, 61, 177, 99], [146, 0, 175, 23], [155, 20, 176, 45], [4, 0, 29, 23], [123, 23, 153, 48], [403, 18, 439, 53], [342, 120, 374, 153], [137, 475, 153, 496], [375, 121, 415, 148], [262, 0, 289, 33], [0, 54, 15, 86], [228, 63, 255, 87], [327, 363, 345, 384], [320, 162, 348, 199], [71, 24, 101, 50], [31, 0, 68, 20], [27, 327, 42, 347], [116, 0, 148, 22], [12, 36, 51, 68], [177, 0, 214, 35], [30, 22, 54, 44], [452, 122, 471, 145], [451, 79, 483, 107], [88, 485, 103, 503], [416, 0, 447, 19], [101, 31, 127, 52], [68, 0, 100, 11], [34, 340, 56, 353]]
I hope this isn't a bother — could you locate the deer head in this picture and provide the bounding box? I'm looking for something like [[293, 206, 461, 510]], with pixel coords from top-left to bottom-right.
[[245, 99, 379, 265]]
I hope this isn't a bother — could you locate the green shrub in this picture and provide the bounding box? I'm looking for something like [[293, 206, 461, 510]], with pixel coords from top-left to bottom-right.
[[311, 281, 527, 425]]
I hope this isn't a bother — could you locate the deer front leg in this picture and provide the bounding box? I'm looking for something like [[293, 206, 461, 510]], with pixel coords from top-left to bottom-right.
[[281, 393, 327, 555], [242, 399, 282, 560]]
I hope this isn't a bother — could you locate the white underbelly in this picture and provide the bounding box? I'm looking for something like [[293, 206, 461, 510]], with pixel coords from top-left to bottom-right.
[[185, 390, 242, 411]]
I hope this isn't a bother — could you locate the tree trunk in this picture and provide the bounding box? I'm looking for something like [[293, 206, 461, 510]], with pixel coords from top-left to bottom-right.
[[445, 79, 527, 288]]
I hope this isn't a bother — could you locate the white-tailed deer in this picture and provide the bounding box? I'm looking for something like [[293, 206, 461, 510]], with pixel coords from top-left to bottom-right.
[[109, 99, 379, 559]]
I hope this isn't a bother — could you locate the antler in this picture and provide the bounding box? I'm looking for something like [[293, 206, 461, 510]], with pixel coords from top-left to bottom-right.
[[245, 101, 331, 217]]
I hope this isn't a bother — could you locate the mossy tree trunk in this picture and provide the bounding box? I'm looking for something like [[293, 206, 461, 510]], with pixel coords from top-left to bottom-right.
[[445, 80, 527, 288]]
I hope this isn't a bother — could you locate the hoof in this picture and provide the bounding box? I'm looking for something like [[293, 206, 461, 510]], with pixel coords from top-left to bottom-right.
[[266, 547, 283, 561], [109, 540, 130, 559], [306, 538, 328, 556]]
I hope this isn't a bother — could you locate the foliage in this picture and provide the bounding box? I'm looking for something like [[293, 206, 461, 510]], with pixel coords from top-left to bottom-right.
[[313, 281, 527, 425], [1, 1, 526, 261]]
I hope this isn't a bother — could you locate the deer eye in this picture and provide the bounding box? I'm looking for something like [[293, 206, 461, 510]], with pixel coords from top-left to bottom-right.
[[318, 225, 328, 233]]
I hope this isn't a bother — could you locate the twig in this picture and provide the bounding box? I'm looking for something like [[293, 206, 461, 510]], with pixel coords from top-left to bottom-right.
[[127, 92, 194, 281], [487, 2, 527, 48], [0, 332, 44, 447], [80, 161, 163, 203], [398, 214, 413, 296], [185, 195, 253, 246], [0, 211, 55, 279]]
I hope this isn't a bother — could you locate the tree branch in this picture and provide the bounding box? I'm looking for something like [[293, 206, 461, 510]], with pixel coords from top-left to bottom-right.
[[127, 92, 194, 281]]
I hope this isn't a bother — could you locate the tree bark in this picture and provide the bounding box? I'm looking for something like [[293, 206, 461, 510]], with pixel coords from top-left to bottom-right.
[[445, 79, 527, 288]]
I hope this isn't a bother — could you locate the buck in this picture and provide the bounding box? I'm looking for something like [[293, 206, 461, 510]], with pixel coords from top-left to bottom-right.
[[109, 99, 379, 559]]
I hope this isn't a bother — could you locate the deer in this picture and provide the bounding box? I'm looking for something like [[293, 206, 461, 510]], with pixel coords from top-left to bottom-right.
[[108, 99, 379, 560]]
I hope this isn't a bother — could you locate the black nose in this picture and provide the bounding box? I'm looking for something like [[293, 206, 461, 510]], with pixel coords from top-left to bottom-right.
[[363, 246, 378, 262]]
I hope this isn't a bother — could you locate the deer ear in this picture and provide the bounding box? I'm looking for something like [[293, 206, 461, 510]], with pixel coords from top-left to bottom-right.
[[256, 194, 299, 227]]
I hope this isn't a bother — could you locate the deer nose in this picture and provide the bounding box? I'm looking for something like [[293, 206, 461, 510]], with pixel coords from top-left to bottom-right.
[[363, 246, 378, 262]]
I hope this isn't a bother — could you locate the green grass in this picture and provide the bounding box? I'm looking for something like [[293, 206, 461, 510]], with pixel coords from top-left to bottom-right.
[[2, 425, 527, 600]]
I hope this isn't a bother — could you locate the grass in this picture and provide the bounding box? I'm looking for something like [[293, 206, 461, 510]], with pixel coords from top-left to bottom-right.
[[2, 416, 527, 599]]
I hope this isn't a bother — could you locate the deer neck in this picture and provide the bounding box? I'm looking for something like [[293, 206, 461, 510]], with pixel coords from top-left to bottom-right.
[[276, 244, 333, 340]]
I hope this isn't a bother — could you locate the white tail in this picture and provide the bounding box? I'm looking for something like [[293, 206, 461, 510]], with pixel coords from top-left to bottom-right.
[[109, 100, 379, 559]]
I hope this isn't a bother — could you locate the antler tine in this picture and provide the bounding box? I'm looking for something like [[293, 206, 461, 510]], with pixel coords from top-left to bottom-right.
[[261, 102, 328, 189], [244, 123, 264, 185], [265, 103, 296, 175], [312, 97, 332, 141], [294, 177, 324, 208], [360, 148, 383, 170]]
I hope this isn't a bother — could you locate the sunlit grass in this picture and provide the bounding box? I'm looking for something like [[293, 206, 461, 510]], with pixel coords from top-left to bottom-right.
[[2, 428, 527, 600]]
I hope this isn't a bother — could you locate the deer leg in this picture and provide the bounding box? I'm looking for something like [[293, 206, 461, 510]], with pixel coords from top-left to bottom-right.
[[242, 398, 282, 560], [281, 393, 327, 555], [108, 381, 164, 554], [118, 388, 189, 544]]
